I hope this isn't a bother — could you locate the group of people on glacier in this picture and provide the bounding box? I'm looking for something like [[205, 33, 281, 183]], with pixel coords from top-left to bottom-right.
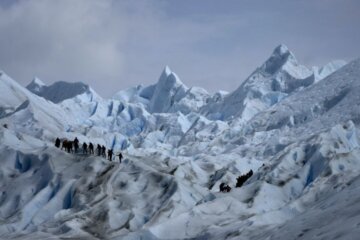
[[219, 169, 253, 193], [55, 137, 123, 162], [55, 136, 252, 193]]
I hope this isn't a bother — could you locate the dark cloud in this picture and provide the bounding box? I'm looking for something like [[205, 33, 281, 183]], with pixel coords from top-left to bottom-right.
[[0, 0, 359, 97]]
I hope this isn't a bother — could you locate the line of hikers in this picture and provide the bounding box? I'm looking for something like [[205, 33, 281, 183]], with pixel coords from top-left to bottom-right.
[[219, 169, 253, 193], [55, 137, 123, 162]]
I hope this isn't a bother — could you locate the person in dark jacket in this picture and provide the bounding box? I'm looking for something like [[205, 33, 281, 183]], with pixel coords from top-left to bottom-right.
[[97, 144, 101, 156], [101, 145, 106, 157], [108, 149, 113, 161], [89, 142, 94, 154], [74, 137, 79, 153], [219, 183, 231, 192], [118, 152, 123, 163], [236, 170, 253, 188], [82, 142, 88, 154], [55, 138, 61, 148]]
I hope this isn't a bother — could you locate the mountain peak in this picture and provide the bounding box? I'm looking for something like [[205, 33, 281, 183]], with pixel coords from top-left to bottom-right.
[[261, 44, 298, 75], [157, 65, 186, 88], [27, 81, 92, 103], [162, 65, 172, 76], [149, 66, 188, 113], [31, 77, 46, 86], [26, 77, 46, 94], [273, 44, 290, 56]]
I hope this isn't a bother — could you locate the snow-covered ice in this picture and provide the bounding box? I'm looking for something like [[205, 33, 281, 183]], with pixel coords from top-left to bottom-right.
[[0, 45, 359, 239]]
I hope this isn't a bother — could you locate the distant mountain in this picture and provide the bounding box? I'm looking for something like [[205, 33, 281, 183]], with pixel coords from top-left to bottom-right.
[[26, 79, 95, 104], [202, 44, 346, 121], [25, 77, 46, 94]]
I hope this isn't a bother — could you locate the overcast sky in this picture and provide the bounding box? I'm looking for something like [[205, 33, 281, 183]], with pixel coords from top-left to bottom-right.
[[0, 0, 359, 97]]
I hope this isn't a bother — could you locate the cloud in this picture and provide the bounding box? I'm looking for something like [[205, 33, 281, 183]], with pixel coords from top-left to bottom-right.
[[0, 0, 125, 95], [0, 0, 359, 97]]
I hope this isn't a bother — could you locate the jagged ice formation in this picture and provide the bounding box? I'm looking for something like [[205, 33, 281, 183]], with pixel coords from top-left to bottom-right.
[[0, 45, 358, 240]]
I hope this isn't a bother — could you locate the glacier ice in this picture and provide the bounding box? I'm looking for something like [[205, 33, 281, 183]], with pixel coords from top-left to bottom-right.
[[0, 46, 359, 239]]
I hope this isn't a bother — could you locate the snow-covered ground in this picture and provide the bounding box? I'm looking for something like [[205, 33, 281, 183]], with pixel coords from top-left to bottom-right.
[[0, 45, 359, 239]]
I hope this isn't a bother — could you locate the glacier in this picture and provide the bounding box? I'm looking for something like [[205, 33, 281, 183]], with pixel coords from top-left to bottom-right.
[[0, 45, 359, 239]]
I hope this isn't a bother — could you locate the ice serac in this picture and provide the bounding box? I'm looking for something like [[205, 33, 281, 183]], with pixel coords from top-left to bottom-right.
[[0, 71, 30, 112], [148, 66, 188, 113], [202, 44, 344, 122], [169, 86, 210, 114], [112, 84, 155, 106], [0, 72, 73, 137], [27, 80, 93, 104], [313, 59, 347, 81], [249, 58, 360, 139]]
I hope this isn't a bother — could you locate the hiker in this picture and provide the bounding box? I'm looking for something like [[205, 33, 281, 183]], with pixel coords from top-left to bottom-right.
[[219, 183, 231, 192], [118, 152, 123, 163], [101, 145, 106, 157], [82, 142, 88, 154], [89, 142, 94, 154], [108, 149, 113, 161], [62, 140, 72, 153], [55, 138, 61, 148], [67, 141, 73, 153], [236, 169, 253, 188], [220, 183, 225, 192], [61, 140, 68, 151], [74, 137, 79, 153], [97, 144, 101, 156]]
